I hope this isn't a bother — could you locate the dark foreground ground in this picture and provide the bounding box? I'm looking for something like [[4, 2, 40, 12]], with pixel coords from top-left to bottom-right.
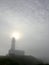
[[0, 55, 49, 65]]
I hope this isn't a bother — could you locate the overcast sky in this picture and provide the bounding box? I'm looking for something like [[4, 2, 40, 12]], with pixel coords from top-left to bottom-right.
[[0, 0, 49, 62]]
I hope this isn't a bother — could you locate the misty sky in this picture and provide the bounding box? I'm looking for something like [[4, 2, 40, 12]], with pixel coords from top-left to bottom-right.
[[0, 0, 49, 61]]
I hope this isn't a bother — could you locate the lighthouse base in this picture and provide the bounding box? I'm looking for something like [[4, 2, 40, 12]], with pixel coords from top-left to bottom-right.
[[8, 49, 24, 56]]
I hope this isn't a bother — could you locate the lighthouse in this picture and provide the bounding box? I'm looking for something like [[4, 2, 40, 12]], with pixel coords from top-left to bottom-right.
[[8, 37, 24, 56], [11, 37, 15, 52], [9, 37, 16, 55]]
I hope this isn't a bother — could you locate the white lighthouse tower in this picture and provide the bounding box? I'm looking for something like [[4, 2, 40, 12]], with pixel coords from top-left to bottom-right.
[[11, 37, 15, 52], [9, 37, 16, 55]]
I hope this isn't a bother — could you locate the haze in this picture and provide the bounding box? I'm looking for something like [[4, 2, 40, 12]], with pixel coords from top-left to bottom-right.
[[0, 0, 49, 62]]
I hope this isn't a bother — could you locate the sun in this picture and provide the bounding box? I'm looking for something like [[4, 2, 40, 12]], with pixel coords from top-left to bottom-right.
[[11, 32, 21, 40]]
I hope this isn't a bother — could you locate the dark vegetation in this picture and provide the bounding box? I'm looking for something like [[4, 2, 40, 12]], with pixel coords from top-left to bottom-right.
[[0, 55, 48, 65]]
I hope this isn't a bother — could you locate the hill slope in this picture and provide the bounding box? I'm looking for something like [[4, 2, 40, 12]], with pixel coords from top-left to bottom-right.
[[0, 55, 43, 65]]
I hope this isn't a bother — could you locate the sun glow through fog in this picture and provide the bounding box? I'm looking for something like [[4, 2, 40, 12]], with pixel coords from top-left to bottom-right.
[[11, 32, 21, 40]]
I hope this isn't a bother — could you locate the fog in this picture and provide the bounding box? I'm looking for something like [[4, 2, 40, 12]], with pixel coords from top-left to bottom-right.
[[0, 0, 49, 62]]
